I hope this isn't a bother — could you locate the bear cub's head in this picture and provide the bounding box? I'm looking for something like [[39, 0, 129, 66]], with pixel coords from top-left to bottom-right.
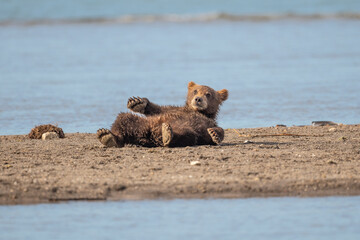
[[186, 81, 228, 119]]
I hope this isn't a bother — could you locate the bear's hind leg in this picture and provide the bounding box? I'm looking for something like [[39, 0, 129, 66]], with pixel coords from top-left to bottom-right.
[[162, 123, 173, 147], [97, 128, 124, 147], [111, 113, 158, 147], [168, 125, 197, 147], [207, 127, 224, 145]]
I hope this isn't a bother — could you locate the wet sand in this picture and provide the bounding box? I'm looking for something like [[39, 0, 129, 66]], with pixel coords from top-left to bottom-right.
[[1, 124, 359, 205]]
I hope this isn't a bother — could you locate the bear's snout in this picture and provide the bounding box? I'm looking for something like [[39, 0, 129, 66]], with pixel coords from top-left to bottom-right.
[[195, 97, 203, 103], [191, 95, 208, 111]]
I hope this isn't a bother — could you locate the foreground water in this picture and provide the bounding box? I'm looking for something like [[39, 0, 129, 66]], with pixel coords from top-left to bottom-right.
[[1, 196, 360, 239]]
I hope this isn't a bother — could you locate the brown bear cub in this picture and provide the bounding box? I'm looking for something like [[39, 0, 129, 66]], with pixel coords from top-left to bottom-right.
[[97, 82, 228, 147]]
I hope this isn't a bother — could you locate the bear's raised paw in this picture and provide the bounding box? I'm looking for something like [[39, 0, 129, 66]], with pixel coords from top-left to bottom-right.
[[127, 97, 148, 114]]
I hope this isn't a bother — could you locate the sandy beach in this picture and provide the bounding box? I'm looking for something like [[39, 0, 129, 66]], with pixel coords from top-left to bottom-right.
[[1, 124, 359, 205]]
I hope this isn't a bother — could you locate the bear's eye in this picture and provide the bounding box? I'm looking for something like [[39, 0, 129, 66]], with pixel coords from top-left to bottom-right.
[[205, 93, 211, 98], [193, 90, 198, 95]]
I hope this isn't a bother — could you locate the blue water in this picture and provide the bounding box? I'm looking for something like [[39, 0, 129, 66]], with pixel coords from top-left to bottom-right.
[[1, 0, 360, 21], [1, 1, 360, 135], [1, 197, 360, 240], [1, 20, 359, 135]]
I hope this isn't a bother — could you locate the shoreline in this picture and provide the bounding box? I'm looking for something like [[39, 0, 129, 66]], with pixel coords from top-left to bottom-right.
[[1, 124, 359, 205]]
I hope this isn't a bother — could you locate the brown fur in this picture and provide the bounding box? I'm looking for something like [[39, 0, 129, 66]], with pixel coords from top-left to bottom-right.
[[28, 124, 65, 139], [97, 82, 228, 147]]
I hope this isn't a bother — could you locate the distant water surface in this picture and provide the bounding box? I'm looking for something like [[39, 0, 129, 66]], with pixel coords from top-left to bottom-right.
[[1, 0, 360, 22], [0, 0, 359, 135], [1, 20, 359, 135], [1, 197, 360, 240]]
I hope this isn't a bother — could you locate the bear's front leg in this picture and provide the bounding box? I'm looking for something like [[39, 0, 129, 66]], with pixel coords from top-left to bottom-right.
[[207, 127, 224, 145], [127, 97, 149, 114], [127, 96, 165, 116]]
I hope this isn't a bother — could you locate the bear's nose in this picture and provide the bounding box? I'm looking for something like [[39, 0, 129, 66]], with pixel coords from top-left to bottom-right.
[[195, 97, 203, 103]]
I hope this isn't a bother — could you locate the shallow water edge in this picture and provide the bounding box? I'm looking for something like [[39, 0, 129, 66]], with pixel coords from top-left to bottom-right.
[[1, 196, 360, 240]]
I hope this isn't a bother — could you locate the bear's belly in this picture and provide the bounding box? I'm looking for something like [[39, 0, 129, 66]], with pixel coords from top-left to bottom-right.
[[151, 112, 217, 131]]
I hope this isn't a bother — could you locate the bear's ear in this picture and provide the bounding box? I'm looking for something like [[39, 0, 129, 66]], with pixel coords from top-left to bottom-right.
[[217, 89, 228, 102], [188, 81, 197, 89]]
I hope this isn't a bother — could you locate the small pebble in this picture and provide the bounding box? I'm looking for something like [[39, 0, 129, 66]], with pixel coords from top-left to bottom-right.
[[42, 132, 59, 140], [190, 161, 201, 166], [244, 140, 254, 144], [339, 136, 347, 141], [327, 160, 337, 165], [329, 128, 337, 132]]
